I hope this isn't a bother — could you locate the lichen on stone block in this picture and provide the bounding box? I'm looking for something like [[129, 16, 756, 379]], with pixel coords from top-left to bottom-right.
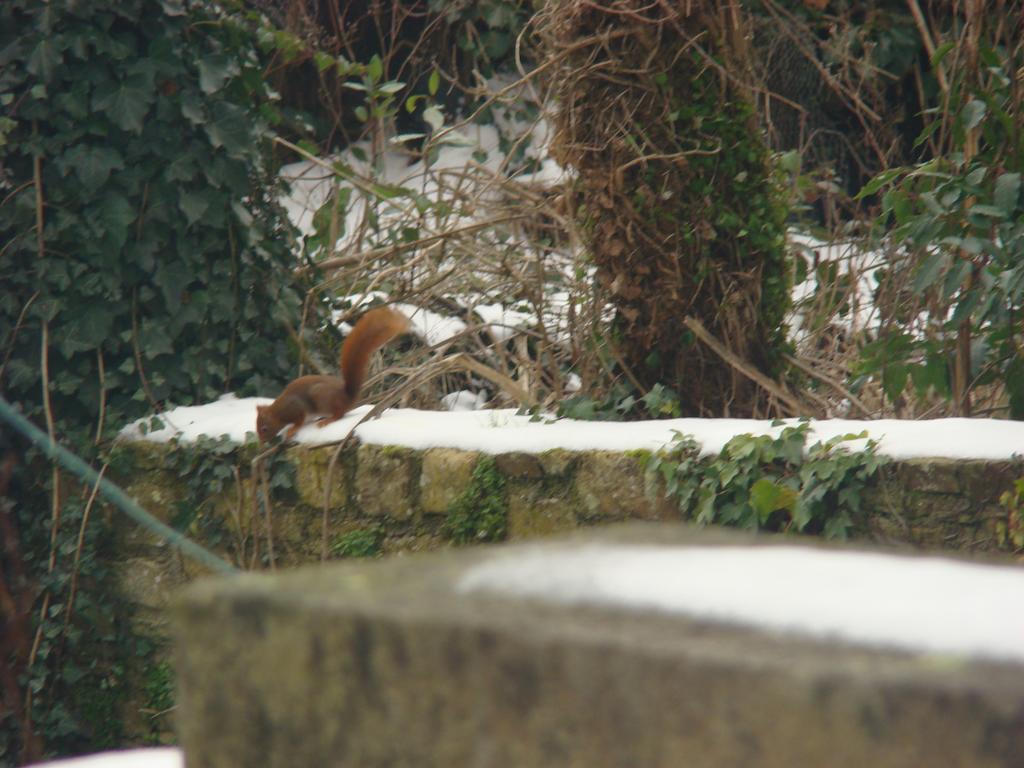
[[507, 483, 577, 539], [290, 444, 352, 511], [356, 444, 419, 520], [576, 450, 670, 520], [420, 448, 479, 514]]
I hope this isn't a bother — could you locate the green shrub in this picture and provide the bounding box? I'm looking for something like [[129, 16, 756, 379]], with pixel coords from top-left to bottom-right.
[[859, 36, 1024, 416], [0, 0, 317, 758], [0, 0, 313, 442], [645, 422, 885, 539]]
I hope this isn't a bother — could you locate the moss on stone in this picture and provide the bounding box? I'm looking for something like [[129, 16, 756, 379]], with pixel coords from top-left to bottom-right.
[[444, 455, 507, 544]]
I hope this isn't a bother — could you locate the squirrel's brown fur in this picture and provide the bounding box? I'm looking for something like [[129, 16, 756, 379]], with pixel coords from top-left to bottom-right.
[[255, 306, 409, 443]]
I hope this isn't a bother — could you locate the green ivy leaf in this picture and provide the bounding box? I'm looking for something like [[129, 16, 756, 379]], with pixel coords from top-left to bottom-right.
[[180, 91, 205, 124], [1008, 357, 1024, 420], [960, 99, 987, 131], [65, 145, 125, 190], [727, 435, 758, 460], [138, 317, 175, 357], [27, 38, 60, 82], [97, 194, 136, 250], [57, 305, 116, 354], [179, 190, 210, 226], [696, 486, 716, 525], [54, 80, 90, 119], [994, 172, 1021, 215], [198, 54, 240, 94], [159, 0, 187, 15], [205, 102, 249, 154], [790, 497, 811, 530], [156, 259, 192, 311], [824, 513, 852, 540], [749, 477, 793, 523], [93, 76, 153, 133]]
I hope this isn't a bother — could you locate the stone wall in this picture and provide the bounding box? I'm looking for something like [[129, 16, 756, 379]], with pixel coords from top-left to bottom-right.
[[112, 440, 1024, 605], [108, 438, 1023, 741]]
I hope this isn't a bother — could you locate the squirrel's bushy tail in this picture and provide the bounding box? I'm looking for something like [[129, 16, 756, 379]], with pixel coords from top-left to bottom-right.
[[340, 306, 410, 401]]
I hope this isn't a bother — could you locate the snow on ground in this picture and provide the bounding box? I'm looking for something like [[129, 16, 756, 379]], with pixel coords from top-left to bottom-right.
[[472, 302, 535, 342], [276, 81, 879, 357], [277, 83, 577, 349], [279, 108, 559, 243], [119, 396, 1024, 461], [332, 293, 469, 348], [394, 302, 468, 348], [458, 543, 1024, 662], [32, 748, 182, 768], [441, 390, 490, 411], [787, 231, 886, 341]]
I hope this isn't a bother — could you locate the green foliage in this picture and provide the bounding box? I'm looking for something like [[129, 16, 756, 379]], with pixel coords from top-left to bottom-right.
[[644, 422, 885, 539], [159, 434, 295, 567], [143, 661, 174, 717], [141, 660, 175, 743], [662, 73, 793, 364], [444, 455, 507, 544], [0, 0, 315, 757], [293, 61, 453, 265], [331, 527, 383, 559], [998, 478, 1024, 551], [428, 0, 531, 74], [558, 382, 681, 421], [0, 0, 312, 444], [3, 450, 139, 760], [859, 39, 1024, 415]]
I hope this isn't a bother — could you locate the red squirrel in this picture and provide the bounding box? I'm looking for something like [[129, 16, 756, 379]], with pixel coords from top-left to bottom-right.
[[255, 306, 409, 443]]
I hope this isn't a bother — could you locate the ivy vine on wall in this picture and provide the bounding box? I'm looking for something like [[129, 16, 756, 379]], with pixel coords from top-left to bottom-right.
[[0, 0, 320, 759]]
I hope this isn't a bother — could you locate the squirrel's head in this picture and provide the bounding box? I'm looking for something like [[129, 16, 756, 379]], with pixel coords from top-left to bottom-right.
[[255, 405, 280, 444]]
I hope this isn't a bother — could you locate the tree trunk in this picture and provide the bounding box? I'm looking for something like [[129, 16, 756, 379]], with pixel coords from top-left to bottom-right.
[[540, 0, 792, 417]]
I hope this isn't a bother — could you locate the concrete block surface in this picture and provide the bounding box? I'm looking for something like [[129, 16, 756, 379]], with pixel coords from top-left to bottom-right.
[[174, 524, 1024, 768]]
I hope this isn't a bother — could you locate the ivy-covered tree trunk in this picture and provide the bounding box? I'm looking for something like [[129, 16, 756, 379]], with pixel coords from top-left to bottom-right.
[[541, 1, 792, 417]]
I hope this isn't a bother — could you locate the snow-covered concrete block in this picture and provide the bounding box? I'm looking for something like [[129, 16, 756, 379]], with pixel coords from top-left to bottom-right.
[[173, 524, 1024, 768]]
